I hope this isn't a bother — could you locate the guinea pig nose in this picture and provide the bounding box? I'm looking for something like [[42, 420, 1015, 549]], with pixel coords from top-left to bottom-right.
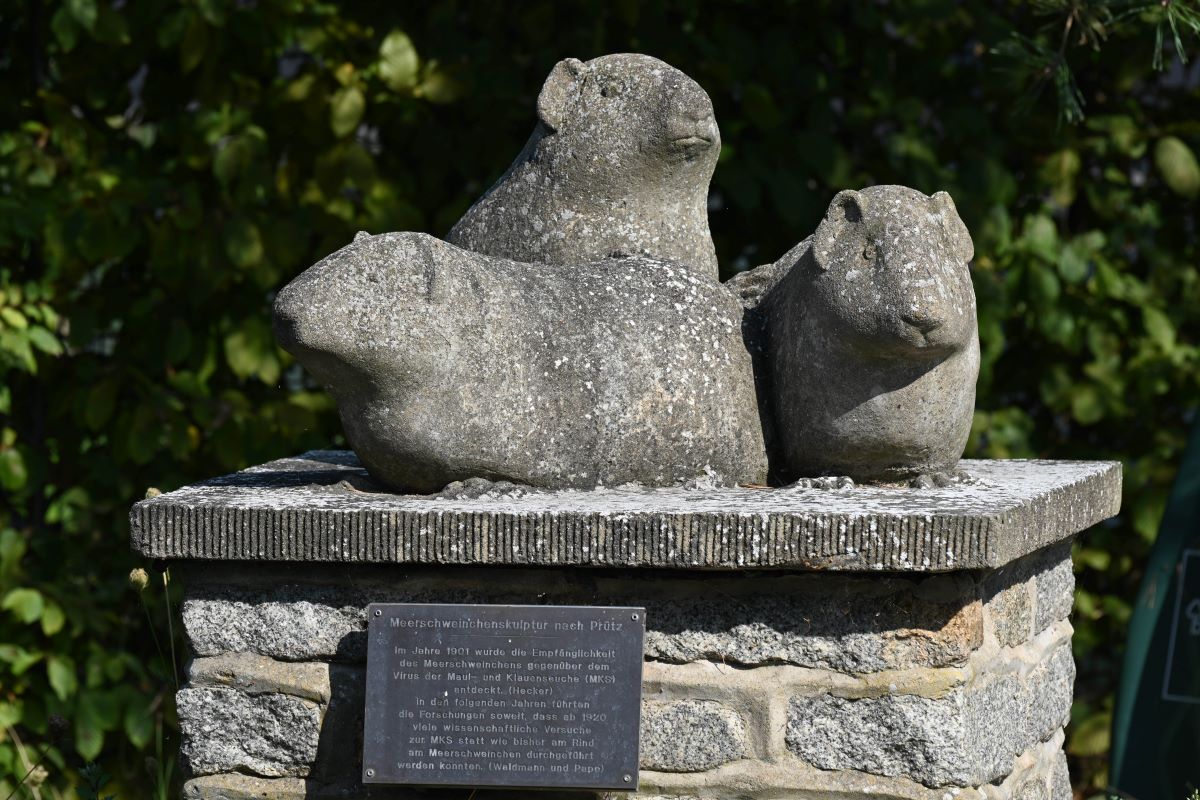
[[901, 311, 943, 334]]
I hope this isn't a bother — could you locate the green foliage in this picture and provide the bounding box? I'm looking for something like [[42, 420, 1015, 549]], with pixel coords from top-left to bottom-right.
[[0, 0, 1196, 795]]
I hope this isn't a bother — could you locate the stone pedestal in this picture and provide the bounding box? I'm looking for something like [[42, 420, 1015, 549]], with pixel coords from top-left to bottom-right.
[[130, 452, 1121, 800]]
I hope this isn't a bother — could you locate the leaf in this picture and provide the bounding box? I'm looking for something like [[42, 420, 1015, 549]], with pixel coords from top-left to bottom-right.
[[1154, 136, 1200, 198], [27, 326, 63, 356], [0, 448, 27, 491], [41, 600, 65, 635], [1022, 214, 1059, 262], [85, 379, 119, 430], [414, 65, 462, 105], [213, 131, 264, 187], [378, 30, 419, 91], [223, 217, 264, 269], [1027, 263, 1061, 306], [329, 86, 365, 137], [1070, 384, 1105, 425], [0, 307, 28, 330], [51, 7, 79, 51], [180, 13, 208, 74], [1057, 244, 1089, 284], [1143, 306, 1176, 350], [0, 529, 26, 576], [47, 654, 78, 701], [123, 701, 153, 749], [0, 701, 21, 729], [1067, 708, 1111, 756], [0, 645, 42, 674], [2, 587, 44, 623], [1040, 149, 1080, 207], [67, 0, 97, 30], [75, 719, 104, 763], [223, 319, 280, 385]]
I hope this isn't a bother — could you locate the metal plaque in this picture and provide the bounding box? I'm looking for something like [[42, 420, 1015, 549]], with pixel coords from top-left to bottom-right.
[[363, 603, 645, 790]]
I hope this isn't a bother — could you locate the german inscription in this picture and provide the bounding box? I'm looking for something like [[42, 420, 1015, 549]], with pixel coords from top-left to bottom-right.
[[363, 603, 645, 789]]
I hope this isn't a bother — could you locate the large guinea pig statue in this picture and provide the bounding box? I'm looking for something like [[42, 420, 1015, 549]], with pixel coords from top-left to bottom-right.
[[728, 185, 980, 486], [447, 53, 721, 279], [274, 233, 767, 493]]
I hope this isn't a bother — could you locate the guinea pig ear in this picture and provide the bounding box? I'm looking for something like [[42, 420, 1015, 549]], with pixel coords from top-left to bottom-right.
[[537, 58, 585, 132], [932, 191, 975, 264], [811, 189, 866, 271]]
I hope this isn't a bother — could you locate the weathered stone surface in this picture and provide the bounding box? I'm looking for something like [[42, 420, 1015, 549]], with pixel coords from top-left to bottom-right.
[[984, 560, 1036, 648], [187, 653, 330, 703], [1049, 751, 1071, 799], [784, 640, 1074, 787], [1033, 544, 1075, 633], [183, 588, 365, 661], [640, 573, 981, 671], [447, 54, 720, 278], [640, 700, 747, 771], [178, 687, 321, 777], [131, 451, 1122, 572], [1015, 775, 1049, 800], [730, 186, 979, 483], [984, 544, 1076, 647], [1023, 642, 1075, 745], [181, 568, 981, 670], [273, 236, 765, 493], [787, 692, 973, 786], [183, 774, 311, 800]]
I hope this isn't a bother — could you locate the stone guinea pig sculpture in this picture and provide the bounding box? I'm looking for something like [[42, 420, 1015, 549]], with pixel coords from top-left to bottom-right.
[[273, 231, 767, 493], [727, 185, 979, 485], [446, 53, 722, 280]]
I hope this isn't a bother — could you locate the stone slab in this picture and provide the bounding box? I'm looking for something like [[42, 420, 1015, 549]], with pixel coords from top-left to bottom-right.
[[130, 451, 1121, 572]]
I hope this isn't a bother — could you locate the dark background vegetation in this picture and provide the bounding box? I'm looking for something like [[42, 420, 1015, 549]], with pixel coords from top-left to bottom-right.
[[2, 0, 1198, 796]]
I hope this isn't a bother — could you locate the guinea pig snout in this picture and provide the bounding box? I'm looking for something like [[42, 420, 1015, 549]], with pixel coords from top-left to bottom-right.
[[900, 309, 943, 335], [667, 86, 718, 149]]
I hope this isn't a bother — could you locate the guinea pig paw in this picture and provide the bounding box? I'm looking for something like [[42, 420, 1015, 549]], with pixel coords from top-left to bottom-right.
[[434, 477, 534, 501], [785, 476, 855, 491], [909, 471, 976, 489]]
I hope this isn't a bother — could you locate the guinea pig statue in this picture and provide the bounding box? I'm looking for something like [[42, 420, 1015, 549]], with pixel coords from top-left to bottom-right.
[[273, 232, 767, 493], [446, 53, 721, 279], [749, 185, 980, 485]]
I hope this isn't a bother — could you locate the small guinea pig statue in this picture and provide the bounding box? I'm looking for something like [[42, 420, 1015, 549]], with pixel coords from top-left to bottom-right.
[[735, 185, 980, 484], [447, 53, 722, 280]]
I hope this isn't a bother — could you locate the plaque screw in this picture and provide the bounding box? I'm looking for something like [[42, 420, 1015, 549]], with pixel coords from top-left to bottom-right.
[[631, 613, 639, 621], [373, 609, 382, 617], [623, 774, 632, 782], [366, 768, 375, 778]]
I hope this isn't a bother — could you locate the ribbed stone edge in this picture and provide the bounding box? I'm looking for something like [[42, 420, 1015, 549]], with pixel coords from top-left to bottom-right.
[[129, 456, 1121, 572]]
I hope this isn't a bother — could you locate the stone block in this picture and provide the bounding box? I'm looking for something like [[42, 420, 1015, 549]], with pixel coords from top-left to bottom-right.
[[1023, 643, 1074, 745], [181, 569, 982, 673], [131, 452, 1123, 571], [1049, 751, 1071, 799], [640, 700, 747, 772], [183, 588, 366, 661], [178, 687, 321, 778], [784, 639, 1075, 787], [787, 692, 973, 786], [183, 774, 310, 800], [1033, 544, 1075, 634], [641, 573, 981, 672], [187, 653, 330, 703], [983, 564, 1035, 648]]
